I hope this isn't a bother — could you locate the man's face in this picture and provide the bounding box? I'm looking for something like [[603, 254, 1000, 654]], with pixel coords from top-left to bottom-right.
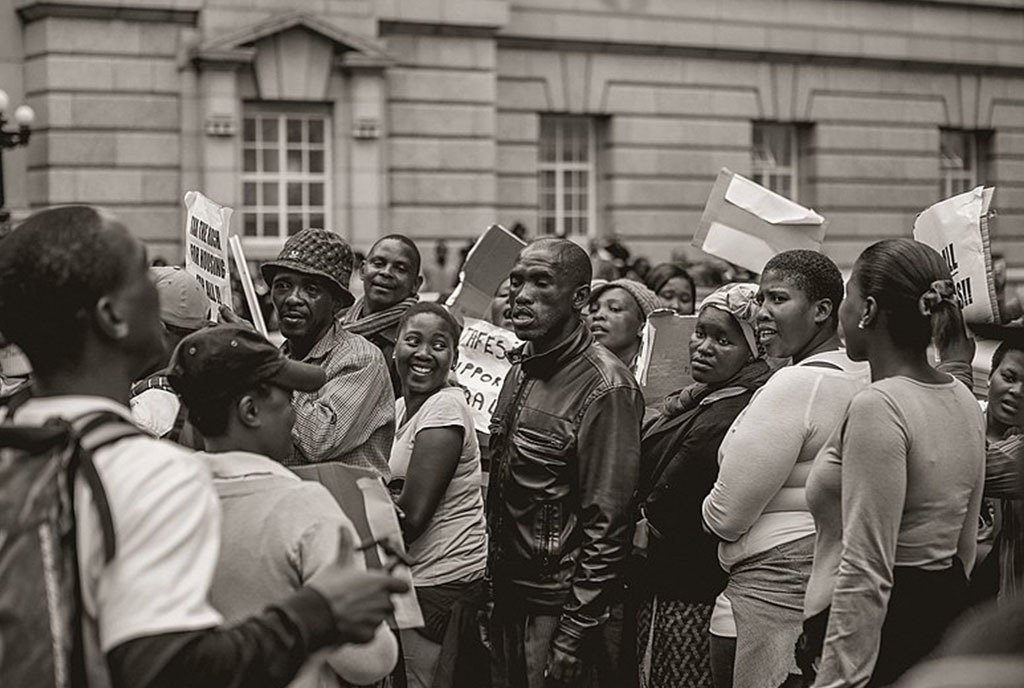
[[271, 270, 337, 344], [507, 245, 583, 342], [106, 224, 166, 376], [359, 239, 420, 312]]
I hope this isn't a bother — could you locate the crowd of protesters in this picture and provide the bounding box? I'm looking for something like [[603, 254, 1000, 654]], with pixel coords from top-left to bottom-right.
[[0, 205, 1022, 688]]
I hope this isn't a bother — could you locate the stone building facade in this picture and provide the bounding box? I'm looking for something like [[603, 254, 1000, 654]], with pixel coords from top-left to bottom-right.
[[1, 0, 1022, 271]]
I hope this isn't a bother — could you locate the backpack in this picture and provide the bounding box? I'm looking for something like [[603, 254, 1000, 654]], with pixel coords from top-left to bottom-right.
[[0, 408, 142, 688]]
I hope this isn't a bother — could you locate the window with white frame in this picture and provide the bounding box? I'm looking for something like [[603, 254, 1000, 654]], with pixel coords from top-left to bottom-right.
[[538, 116, 597, 237], [242, 110, 331, 242], [752, 122, 802, 201], [940, 129, 990, 198]]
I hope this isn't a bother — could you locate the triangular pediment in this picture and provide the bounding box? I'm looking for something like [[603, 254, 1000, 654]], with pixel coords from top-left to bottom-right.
[[194, 11, 392, 67]]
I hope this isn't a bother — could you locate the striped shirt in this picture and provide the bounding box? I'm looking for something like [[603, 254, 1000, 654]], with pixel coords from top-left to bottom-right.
[[282, 322, 395, 479]]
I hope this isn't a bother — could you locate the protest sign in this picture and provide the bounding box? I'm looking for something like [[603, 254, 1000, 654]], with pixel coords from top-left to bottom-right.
[[635, 312, 698, 405], [457, 317, 523, 434], [228, 235, 269, 339], [913, 186, 998, 324], [291, 462, 424, 629], [184, 191, 233, 312], [693, 168, 828, 273], [446, 225, 526, 320]]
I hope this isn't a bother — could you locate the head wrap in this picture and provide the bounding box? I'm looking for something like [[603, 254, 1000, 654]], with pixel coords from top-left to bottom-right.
[[698, 282, 761, 357], [918, 279, 958, 316], [589, 278, 661, 321]]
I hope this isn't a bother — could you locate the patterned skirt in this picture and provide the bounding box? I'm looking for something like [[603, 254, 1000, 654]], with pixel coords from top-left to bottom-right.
[[636, 597, 713, 688]]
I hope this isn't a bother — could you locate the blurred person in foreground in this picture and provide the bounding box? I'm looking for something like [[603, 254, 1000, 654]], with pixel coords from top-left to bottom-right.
[[261, 228, 394, 478], [645, 263, 696, 316], [800, 239, 985, 688], [0, 205, 408, 688], [487, 238, 643, 688], [342, 234, 423, 395], [129, 266, 210, 447], [388, 303, 489, 687], [702, 250, 869, 688], [168, 324, 399, 688], [586, 278, 660, 374], [632, 283, 771, 687]]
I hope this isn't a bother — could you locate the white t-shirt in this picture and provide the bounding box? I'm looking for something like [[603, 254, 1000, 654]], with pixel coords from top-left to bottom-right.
[[12, 396, 223, 654], [391, 386, 487, 586]]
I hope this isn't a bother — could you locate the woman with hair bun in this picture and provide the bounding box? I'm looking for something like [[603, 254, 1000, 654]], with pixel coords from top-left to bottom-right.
[[801, 238, 985, 688]]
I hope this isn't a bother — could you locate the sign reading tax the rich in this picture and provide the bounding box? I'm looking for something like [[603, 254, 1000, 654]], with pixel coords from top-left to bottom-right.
[[183, 191, 234, 311]]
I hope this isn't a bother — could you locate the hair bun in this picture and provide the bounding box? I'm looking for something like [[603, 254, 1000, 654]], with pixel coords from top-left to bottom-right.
[[917, 279, 957, 316]]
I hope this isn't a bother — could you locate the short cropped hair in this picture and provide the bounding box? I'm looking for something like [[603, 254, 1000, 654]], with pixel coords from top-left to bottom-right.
[[763, 250, 844, 321], [186, 383, 273, 437], [526, 237, 592, 289], [371, 234, 422, 277], [397, 302, 463, 345], [0, 206, 130, 373]]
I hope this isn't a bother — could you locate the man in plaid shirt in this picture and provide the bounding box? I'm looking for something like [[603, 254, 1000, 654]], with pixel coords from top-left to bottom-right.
[[262, 228, 394, 479]]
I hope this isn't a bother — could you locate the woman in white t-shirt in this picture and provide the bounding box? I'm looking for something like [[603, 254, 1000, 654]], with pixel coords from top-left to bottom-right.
[[388, 302, 488, 688]]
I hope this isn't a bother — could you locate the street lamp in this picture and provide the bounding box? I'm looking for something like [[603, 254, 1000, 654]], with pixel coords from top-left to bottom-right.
[[0, 88, 35, 230]]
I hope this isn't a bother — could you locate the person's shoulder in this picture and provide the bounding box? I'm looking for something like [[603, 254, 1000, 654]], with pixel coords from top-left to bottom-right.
[[582, 341, 640, 391], [417, 387, 472, 424], [330, 327, 388, 366], [275, 479, 346, 522]]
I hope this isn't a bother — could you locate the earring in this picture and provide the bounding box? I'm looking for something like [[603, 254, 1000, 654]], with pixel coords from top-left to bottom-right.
[[857, 320, 867, 330]]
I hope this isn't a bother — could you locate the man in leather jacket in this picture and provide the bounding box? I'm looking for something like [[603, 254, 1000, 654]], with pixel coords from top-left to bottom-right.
[[487, 238, 643, 688]]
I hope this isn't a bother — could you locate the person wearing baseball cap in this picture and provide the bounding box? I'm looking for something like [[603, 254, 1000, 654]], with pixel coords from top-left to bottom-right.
[[260, 228, 395, 478], [129, 266, 212, 446], [167, 324, 400, 688]]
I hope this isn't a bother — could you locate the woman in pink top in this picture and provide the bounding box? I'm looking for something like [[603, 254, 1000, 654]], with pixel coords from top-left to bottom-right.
[[801, 239, 985, 688]]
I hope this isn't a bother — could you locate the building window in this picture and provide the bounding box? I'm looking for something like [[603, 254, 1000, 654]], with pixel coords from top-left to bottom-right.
[[940, 129, 990, 197], [538, 116, 597, 237], [751, 122, 803, 201], [242, 110, 331, 242]]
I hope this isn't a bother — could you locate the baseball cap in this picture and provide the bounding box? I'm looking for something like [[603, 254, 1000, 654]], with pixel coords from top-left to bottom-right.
[[167, 324, 326, 403], [151, 266, 212, 331]]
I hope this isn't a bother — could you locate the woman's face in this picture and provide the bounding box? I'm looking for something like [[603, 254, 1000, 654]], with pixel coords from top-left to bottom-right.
[[394, 313, 457, 397], [988, 349, 1024, 431], [587, 287, 644, 362], [488, 279, 513, 329], [657, 276, 695, 315], [689, 307, 752, 384], [837, 273, 868, 361], [755, 269, 824, 360]]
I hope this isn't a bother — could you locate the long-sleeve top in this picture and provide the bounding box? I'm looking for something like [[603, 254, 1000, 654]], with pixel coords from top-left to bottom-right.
[[809, 376, 985, 688], [284, 323, 395, 480], [702, 350, 869, 570]]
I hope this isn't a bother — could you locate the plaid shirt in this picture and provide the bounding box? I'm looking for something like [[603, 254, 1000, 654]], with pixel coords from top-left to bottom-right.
[[282, 322, 395, 480]]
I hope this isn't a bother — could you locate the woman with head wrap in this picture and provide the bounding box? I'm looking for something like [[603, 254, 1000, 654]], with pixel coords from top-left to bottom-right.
[[799, 239, 984, 688], [632, 283, 771, 688], [587, 278, 660, 374], [645, 263, 697, 315]]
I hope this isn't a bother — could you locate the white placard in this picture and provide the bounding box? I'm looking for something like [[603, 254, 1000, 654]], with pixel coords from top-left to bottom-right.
[[184, 191, 233, 311]]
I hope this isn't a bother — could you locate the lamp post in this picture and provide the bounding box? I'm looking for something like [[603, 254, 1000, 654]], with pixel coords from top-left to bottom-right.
[[0, 89, 35, 232]]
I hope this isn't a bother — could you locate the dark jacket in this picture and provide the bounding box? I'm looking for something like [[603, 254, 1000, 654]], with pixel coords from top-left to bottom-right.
[[487, 322, 643, 657], [634, 386, 757, 602]]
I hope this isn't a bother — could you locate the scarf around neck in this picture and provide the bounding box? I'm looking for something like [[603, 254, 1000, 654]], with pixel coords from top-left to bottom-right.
[[661, 358, 772, 419], [340, 295, 419, 339]]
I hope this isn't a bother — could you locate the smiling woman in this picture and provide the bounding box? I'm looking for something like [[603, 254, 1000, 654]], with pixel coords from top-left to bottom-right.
[[388, 302, 489, 688]]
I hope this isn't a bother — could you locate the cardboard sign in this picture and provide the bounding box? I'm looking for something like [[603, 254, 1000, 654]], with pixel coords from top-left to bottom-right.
[[446, 225, 526, 320], [291, 462, 424, 630], [635, 312, 698, 405], [693, 168, 828, 273], [913, 186, 998, 324], [456, 317, 523, 434], [184, 191, 233, 311]]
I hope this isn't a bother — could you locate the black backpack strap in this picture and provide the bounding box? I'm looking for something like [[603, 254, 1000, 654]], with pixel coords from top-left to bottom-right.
[[800, 360, 843, 371], [69, 412, 143, 563]]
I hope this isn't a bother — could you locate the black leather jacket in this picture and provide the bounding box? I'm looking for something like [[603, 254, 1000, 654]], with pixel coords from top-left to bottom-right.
[[487, 322, 643, 657]]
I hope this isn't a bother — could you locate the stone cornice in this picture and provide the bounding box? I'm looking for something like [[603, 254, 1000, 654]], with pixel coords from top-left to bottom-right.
[[16, 1, 199, 24]]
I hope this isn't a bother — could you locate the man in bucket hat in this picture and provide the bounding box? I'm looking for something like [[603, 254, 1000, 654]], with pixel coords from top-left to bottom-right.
[[261, 228, 394, 478]]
